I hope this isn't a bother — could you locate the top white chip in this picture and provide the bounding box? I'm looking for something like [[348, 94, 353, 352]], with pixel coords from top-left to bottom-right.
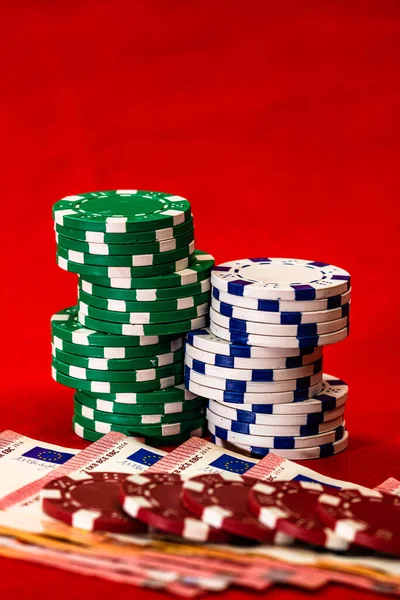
[[211, 258, 351, 301]]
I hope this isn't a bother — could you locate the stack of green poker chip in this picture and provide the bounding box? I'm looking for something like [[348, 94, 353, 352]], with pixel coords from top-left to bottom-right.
[[51, 189, 214, 444]]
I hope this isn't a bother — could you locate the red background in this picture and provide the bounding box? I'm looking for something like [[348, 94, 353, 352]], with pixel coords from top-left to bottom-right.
[[1, 1, 399, 598]]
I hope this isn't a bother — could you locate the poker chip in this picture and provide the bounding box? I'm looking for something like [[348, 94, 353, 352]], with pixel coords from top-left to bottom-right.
[[213, 375, 348, 412], [57, 239, 195, 268], [56, 227, 195, 256], [184, 375, 324, 404], [248, 481, 350, 551], [212, 297, 350, 325], [79, 311, 208, 337], [41, 472, 146, 533], [181, 473, 292, 543], [207, 419, 346, 449], [54, 215, 195, 244], [57, 248, 192, 278], [119, 472, 231, 542], [80, 276, 211, 302], [74, 410, 206, 437], [53, 356, 183, 383], [187, 328, 319, 358], [206, 407, 344, 438], [53, 190, 192, 232], [185, 365, 323, 394], [212, 286, 352, 313], [52, 331, 183, 360], [78, 288, 210, 314], [74, 396, 203, 426], [75, 390, 204, 416], [52, 364, 183, 394], [208, 398, 346, 425], [78, 299, 209, 325], [185, 354, 323, 382], [73, 415, 207, 446], [210, 321, 349, 349], [81, 250, 214, 289], [184, 340, 323, 370], [211, 258, 351, 301], [317, 488, 400, 556], [210, 306, 349, 337], [51, 307, 178, 348], [52, 345, 184, 371], [76, 383, 200, 405], [211, 429, 349, 460]]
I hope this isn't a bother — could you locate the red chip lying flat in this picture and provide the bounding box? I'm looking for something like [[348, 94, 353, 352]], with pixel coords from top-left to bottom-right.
[[41, 472, 146, 533], [181, 473, 292, 544], [119, 472, 230, 543], [248, 480, 349, 551], [317, 488, 400, 556]]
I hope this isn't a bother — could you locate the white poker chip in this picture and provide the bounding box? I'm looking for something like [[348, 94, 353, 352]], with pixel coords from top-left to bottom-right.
[[185, 365, 323, 394], [211, 430, 349, 460], [207, 419, 346, 449], [211, 297, 350, 325], [211, 287, 352, 313], [185, 354, 323, 382], [206, 407, 344, 437], [215, 374, 348, 412], [210, 321, 349, 349], [184, 341, 323, 370], [210, 306, 349, 337], [211, 258, 350, 300], [184, 374, 324, 405], [208, 399, 346, 426], [186, 329, 319, 358]]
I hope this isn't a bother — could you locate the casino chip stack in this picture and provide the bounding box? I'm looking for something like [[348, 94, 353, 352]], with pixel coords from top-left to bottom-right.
[[184, 258, 351, 460], [50, 189, 214, 445]]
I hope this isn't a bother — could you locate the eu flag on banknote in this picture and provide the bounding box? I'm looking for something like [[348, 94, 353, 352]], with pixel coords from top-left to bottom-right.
[[127, 448, 163, 466], [22, 447, 75, 464], [210, 454, 255, 474]]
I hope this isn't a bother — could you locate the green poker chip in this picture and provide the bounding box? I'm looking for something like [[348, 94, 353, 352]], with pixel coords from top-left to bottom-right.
[[56, 228, 195, 256], [77, 288, 210, 314], [80, 250, 214, 289], [78, 383, 200, 404], [57, 247, 192, 278], [74, 396, 203, 426], [78, 299, 209, 325], [57, 239, 194, 267], [52, 365, 184, 393], [52, 334, 183, 359], [54, 216, 194, 244], [53, 356, 183, 383], [52, 346, 184, 371], [73, 410, 206, 437], [53, 190, 191, 233], [51, 307, 178, 348], [79, 277, 210, 303], [73, 417, 207, 446], [78, 311, 207, 337], [75, 390, 204, 415]]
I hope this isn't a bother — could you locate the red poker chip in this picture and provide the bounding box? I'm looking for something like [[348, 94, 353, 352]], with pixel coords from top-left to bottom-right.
[[41, 472, 147, 533], [248, 480, 350, 551], [181, 473, 292, 544], [119, 472, 231, 543], [317, 488, 400, 556]]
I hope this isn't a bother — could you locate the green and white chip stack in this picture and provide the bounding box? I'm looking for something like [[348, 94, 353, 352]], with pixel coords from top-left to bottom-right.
[[51, 189, 215, 445]]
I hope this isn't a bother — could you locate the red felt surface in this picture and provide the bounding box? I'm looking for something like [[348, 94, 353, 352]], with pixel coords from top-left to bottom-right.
[[0, 0, 399, 597]]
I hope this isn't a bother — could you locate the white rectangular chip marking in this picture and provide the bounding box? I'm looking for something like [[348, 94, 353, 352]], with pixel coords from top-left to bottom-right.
[[72, 509, 102, 530], [203, 506, 231, 528]]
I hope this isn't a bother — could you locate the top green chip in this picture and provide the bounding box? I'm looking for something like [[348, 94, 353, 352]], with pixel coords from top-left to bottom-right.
[[53, 190, 191, 233]]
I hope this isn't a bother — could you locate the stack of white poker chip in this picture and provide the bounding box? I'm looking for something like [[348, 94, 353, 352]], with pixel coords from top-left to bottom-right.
[[184, 258, 351, 460]]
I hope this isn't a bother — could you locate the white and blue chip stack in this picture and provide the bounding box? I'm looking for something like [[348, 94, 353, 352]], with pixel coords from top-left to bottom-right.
[[184, 258, 351, 460]]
